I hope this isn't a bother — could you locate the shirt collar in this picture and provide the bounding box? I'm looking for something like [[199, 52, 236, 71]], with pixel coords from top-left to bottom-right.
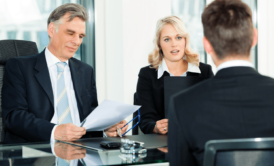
[[157, 58, 201, 79], [216, 60, 254, 73], [45, 47, 69, 67]]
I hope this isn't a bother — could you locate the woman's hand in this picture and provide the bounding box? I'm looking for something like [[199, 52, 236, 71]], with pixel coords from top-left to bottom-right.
[[153, 119, 168, 134]]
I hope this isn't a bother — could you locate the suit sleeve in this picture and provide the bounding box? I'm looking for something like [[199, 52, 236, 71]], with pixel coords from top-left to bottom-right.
[[168, 97, 198, 166], [2, 59, 55, 142], [137, 68, 159, 134]]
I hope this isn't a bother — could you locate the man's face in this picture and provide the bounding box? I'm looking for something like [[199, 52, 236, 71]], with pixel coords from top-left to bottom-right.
[[48, 13, 86, 61]]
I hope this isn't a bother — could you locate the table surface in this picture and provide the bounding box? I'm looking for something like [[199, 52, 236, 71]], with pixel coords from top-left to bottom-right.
[[0, 134, 168, 166]]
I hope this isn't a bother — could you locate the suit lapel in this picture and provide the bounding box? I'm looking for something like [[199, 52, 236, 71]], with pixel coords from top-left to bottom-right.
[[34, 50, 54, 107], [69, 58, 83, 120]]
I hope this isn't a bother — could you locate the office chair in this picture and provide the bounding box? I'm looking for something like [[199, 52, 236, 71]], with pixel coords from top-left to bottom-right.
[[0, 40, 39, 143], [203, 137, 274, 166]]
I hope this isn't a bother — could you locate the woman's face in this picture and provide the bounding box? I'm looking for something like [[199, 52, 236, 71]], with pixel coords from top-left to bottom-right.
[[159, 24, 186, 63]]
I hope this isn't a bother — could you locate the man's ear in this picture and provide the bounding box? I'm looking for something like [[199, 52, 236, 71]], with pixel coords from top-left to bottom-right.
[[203, 37, 219, 66], [252, 28, 258, 47], [203, 37, 214, 55], [47, 22, 55, 38]]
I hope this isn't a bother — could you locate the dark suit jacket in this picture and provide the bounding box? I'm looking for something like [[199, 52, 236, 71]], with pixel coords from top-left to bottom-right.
[[168, 67, 274, 166], [137, 62, 214, 134], [2, 50, 102, 144]]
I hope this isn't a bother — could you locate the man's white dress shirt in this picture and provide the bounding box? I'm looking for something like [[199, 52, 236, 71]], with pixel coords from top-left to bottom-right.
[[216, 60, 254, 73], [157, 58, 201, 79], [45, 48, 81, 142]]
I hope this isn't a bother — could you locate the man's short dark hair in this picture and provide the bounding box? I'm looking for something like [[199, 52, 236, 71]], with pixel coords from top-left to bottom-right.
[[202, 0, 254, 59]]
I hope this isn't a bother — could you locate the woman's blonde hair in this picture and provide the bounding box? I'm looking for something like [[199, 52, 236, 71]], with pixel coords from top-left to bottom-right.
[[149, 15, 199, 69]]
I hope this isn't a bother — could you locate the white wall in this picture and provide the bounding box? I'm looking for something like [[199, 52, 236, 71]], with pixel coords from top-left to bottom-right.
[[95, 0, 171, 134], [122, 0, 171, 105], [258, 0, 274, 78], [94, 0, 107, 102]]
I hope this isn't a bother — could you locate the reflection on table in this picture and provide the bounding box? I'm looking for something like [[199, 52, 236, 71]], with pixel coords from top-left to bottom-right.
[[0, 134, 168, 166]]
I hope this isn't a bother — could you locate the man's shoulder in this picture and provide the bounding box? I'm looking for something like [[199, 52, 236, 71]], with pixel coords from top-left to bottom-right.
[[256, 73, 274, 83]]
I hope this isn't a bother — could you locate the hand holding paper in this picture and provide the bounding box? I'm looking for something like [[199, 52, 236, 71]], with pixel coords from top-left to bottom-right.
[[80, 100, 141, 133], [55, 123, 86, 142]]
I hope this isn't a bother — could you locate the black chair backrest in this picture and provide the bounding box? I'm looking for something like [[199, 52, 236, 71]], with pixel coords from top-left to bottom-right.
[[0, 40, 39, 143], [204, 137, 274, 166], [132, 92, 140, 135]]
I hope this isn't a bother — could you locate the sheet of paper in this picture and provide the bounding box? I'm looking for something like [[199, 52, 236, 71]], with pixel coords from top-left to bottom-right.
[[81, 100, 141, 131]]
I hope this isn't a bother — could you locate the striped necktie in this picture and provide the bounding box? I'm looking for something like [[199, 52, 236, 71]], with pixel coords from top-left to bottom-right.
[[56, 62, 73, 125]]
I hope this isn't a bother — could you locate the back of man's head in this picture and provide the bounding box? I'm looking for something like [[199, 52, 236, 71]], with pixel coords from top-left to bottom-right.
[[202, 0, 254, 59]]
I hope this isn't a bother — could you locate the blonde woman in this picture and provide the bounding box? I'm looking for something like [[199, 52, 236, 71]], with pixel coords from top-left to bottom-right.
[[136, 16, 214, 134]]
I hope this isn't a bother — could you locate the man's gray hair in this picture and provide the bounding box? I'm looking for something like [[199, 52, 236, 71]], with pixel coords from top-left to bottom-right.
[[47, 3, 88, 32]]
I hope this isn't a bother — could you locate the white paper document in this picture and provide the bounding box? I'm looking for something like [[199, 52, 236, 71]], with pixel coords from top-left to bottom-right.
[[81, 100, 141, 131]]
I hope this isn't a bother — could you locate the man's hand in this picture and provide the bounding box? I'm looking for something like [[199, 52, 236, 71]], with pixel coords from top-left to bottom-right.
[[54, 142, 86, 160], [54, 123, 86, 141], [153, 119, 168, 134], [104, 120, 128, 137]]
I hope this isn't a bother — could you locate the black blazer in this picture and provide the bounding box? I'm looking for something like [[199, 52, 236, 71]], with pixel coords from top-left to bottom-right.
[[2, 50, 102, 144], [136, 62, 214, 134], [168, 67, 274, 166]]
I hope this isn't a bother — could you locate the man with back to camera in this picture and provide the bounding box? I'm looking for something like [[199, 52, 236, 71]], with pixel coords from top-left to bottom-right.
[[168, 0, 274, 165], [2, 3, 127, 144]]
